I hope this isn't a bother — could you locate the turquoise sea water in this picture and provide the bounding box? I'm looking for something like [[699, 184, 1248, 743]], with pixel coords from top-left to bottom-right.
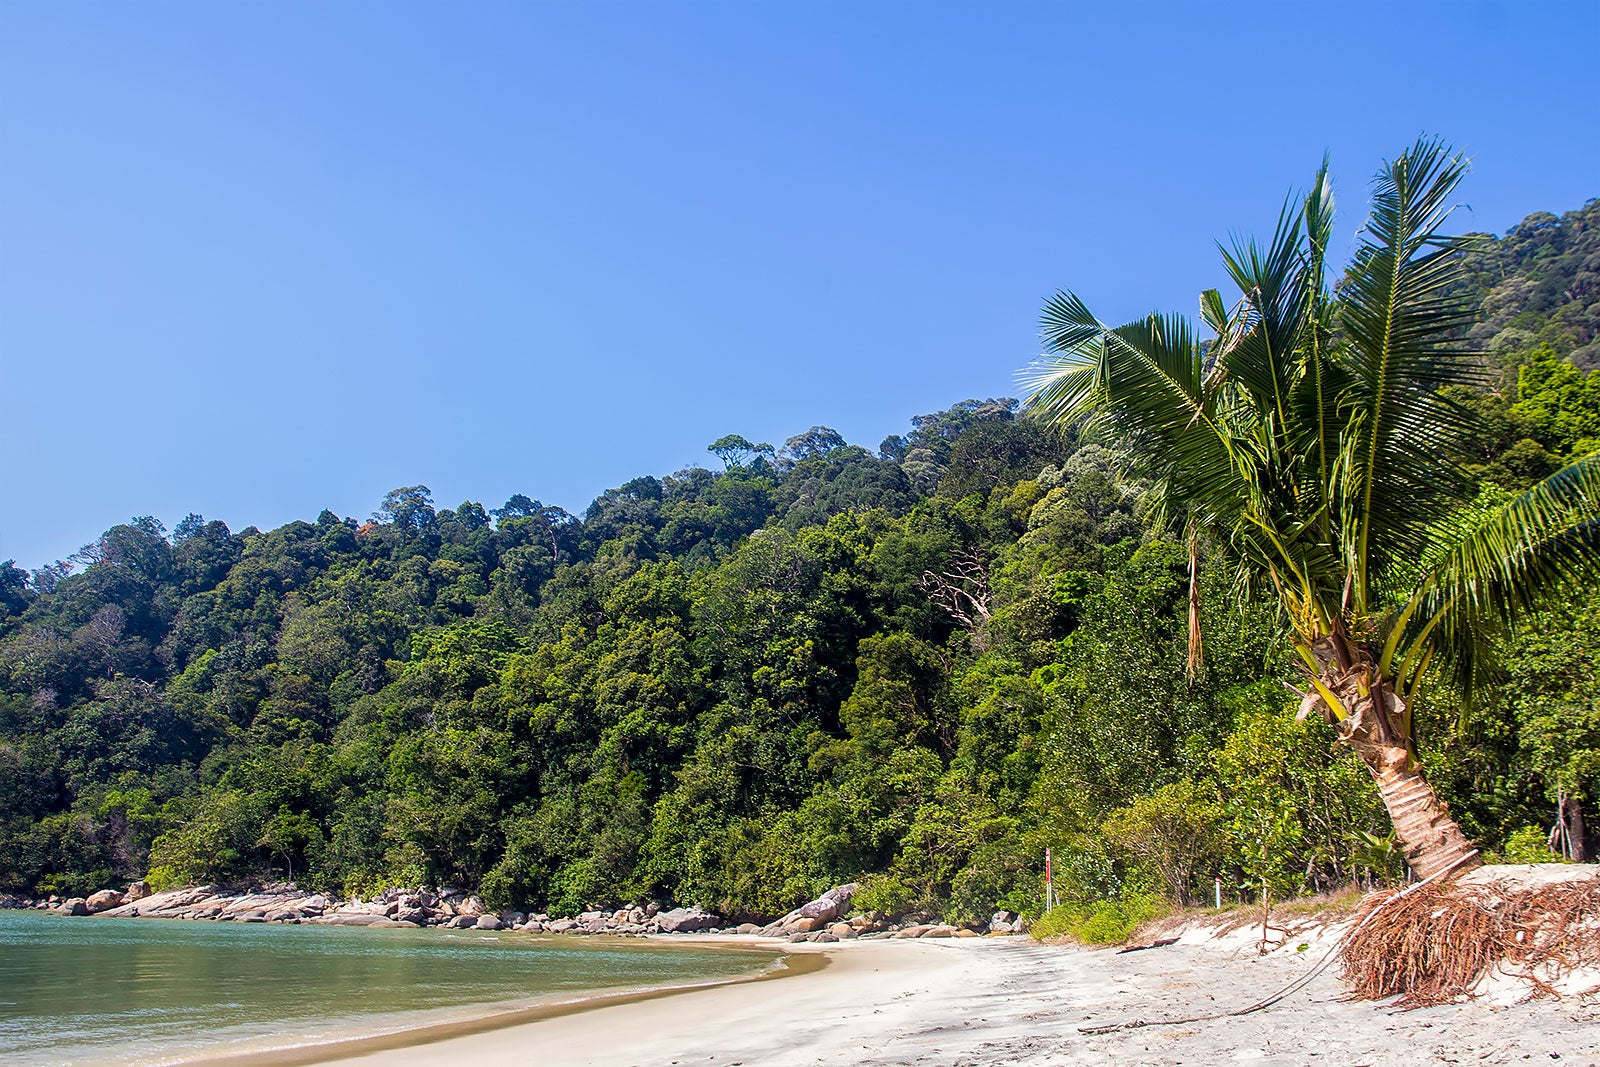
[[0, 910, 778, 1065]]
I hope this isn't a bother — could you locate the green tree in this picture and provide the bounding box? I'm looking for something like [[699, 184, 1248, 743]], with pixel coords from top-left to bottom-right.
[[1024, 139, 1600, 878]]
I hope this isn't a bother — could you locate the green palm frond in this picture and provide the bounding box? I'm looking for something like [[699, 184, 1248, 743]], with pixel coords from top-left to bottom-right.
[[1399, 451, 1600, 699], [1338, 137, 1486, 609]]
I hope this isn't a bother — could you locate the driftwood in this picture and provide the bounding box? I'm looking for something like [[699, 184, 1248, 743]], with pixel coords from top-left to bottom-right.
[[1116, 936, 1179, 954]]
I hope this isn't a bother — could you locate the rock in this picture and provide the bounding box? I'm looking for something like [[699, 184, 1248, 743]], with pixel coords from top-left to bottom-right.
[[62, 898, 90, 916], [296, 894, 329, 914], [310, 913, 398, 927], [735, 923, 762, 935], [989, 911, 1019, 934], [396, 907, 429, 925], [456, 896, 485, 918], [474, 915, 504, 931], [956, 929, 979, 938], [776, 883, 860, 928], [893, 923, 934, 939], [501, 910, 526, 926], [578, 910, 607, 922], [582, 919, 609, 933], [813, 932, 839, 943], [125, 881, 151, 902], [654, 906, 721, 933], [787, 932, 811, 943], [828, 922, 853, 937], [923, 924, 959, 938], [86, 889, 126, 913], [445, 914, 478, 928], [548, 919, 580, 933], [265, 909, 300, 922], [789, 917, 823, 933]]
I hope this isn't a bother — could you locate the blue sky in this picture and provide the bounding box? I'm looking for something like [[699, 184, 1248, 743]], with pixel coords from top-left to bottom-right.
[[2, 1, 1596, 569]]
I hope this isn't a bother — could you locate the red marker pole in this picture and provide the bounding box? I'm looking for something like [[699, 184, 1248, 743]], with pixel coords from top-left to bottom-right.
[[1045, 847, 1054, 913]]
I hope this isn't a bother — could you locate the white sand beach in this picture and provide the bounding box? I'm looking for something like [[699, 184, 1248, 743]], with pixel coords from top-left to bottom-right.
[[292, 927, 1599, 1067]]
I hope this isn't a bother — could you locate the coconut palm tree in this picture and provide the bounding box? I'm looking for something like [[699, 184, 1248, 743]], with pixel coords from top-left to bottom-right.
[[1022, 138, 1600, 879]]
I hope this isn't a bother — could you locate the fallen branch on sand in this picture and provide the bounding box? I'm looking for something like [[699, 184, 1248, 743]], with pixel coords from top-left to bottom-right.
[[1338, 868, 1600, 1008]]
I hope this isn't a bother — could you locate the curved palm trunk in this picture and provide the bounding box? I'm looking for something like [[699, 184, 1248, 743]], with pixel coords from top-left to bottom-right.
[[1313, 640, 1482, 881]]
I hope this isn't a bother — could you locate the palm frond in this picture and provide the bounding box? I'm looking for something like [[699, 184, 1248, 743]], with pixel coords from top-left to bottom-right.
[[1338, 136, 1486, 609], [1402, 452, 1600, 701]]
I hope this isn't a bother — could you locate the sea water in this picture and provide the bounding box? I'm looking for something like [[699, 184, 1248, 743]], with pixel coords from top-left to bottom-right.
[[0, 909, 778, 1065]]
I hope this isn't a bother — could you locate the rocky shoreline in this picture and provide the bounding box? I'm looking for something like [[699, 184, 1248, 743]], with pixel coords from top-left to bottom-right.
[[0, 881, 1028, 942]]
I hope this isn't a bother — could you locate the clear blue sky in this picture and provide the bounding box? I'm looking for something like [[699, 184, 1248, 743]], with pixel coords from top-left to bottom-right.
[[2, 1, 1596, 569]]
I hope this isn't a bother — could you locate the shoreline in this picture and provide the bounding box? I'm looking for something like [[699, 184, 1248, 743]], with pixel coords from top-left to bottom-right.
[[182, 937, 825, 1067], [212, 928, 1598, 1067]]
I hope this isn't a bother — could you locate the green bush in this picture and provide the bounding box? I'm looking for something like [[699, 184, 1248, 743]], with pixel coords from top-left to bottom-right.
[[1029, 892, 1161, 944], [1490, 825, 1563, 864]]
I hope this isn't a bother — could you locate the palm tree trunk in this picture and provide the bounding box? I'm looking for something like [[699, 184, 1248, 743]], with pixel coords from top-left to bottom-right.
[[1356, 737, 1481, 879], [1318, 651, 1482, 880]]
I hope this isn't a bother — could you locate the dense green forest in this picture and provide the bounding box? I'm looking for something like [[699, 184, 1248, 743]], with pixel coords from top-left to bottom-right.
[[2, 197, 1597, 924]]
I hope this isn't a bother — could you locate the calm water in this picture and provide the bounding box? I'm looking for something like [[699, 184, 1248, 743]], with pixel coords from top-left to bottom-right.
[[0, 910, 778, 1065]]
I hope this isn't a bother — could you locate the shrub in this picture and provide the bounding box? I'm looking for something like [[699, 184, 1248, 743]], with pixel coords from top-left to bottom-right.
[[1029, 892, 1162, 944]]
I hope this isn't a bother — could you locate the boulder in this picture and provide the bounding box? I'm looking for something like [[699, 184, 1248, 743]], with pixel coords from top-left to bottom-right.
[[310, 913, 395, 926], [125, 881, 151, 902], [62, 898, 90, 916], [456, 896, 486, 918], [923, 925, 959, 938], [501, 910, 526, 926], [395, 907, 429, 925], [86, 889, 126, 913], [813, 932, 839, 943], [770, 883, 861, 931], [474, 915, 504, 931], [548, 919, 580, 933], [654, 906, 721, 934], [828, 922, 854, 937], [789, 917, 823, 933], [445, 914, 478, 929], [956, 929, 979, 938], [735, 923, 762, 935]]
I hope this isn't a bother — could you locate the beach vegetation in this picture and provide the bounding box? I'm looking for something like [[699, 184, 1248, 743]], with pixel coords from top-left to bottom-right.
[[2, 162, 1598, 919]]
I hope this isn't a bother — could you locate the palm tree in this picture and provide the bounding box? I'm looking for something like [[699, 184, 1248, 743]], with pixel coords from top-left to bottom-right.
[[1022, 138, 1600, 879]]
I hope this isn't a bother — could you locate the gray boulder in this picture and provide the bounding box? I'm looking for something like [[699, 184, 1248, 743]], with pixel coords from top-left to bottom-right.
[[62, 898, 90, 916], [474, 915, 504, 930], [125, 881, 151, 902], [654, 906, 721, 933], [86, 889, 126, 913]]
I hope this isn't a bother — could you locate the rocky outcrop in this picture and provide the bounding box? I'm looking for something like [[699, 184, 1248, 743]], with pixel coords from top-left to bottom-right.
[[38, 876, 1011, 941]]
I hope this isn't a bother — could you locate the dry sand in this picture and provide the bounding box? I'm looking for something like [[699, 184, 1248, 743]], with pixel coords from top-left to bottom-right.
[[278, 922, 1598, 1067]]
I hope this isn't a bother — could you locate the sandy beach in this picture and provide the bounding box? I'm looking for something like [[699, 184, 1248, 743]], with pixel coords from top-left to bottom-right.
[[258, 925, 1598, 1067]]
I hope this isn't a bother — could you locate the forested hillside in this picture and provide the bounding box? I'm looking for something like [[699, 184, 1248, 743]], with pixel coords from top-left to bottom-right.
[[3, 198, 1598, 925]]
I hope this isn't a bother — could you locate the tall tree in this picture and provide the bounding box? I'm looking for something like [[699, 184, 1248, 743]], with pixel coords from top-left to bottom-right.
[[1023, 138, 1600, 878]]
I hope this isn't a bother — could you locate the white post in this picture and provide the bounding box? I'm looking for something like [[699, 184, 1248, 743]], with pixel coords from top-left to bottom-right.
[[1214, 876, 1222, 910]]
